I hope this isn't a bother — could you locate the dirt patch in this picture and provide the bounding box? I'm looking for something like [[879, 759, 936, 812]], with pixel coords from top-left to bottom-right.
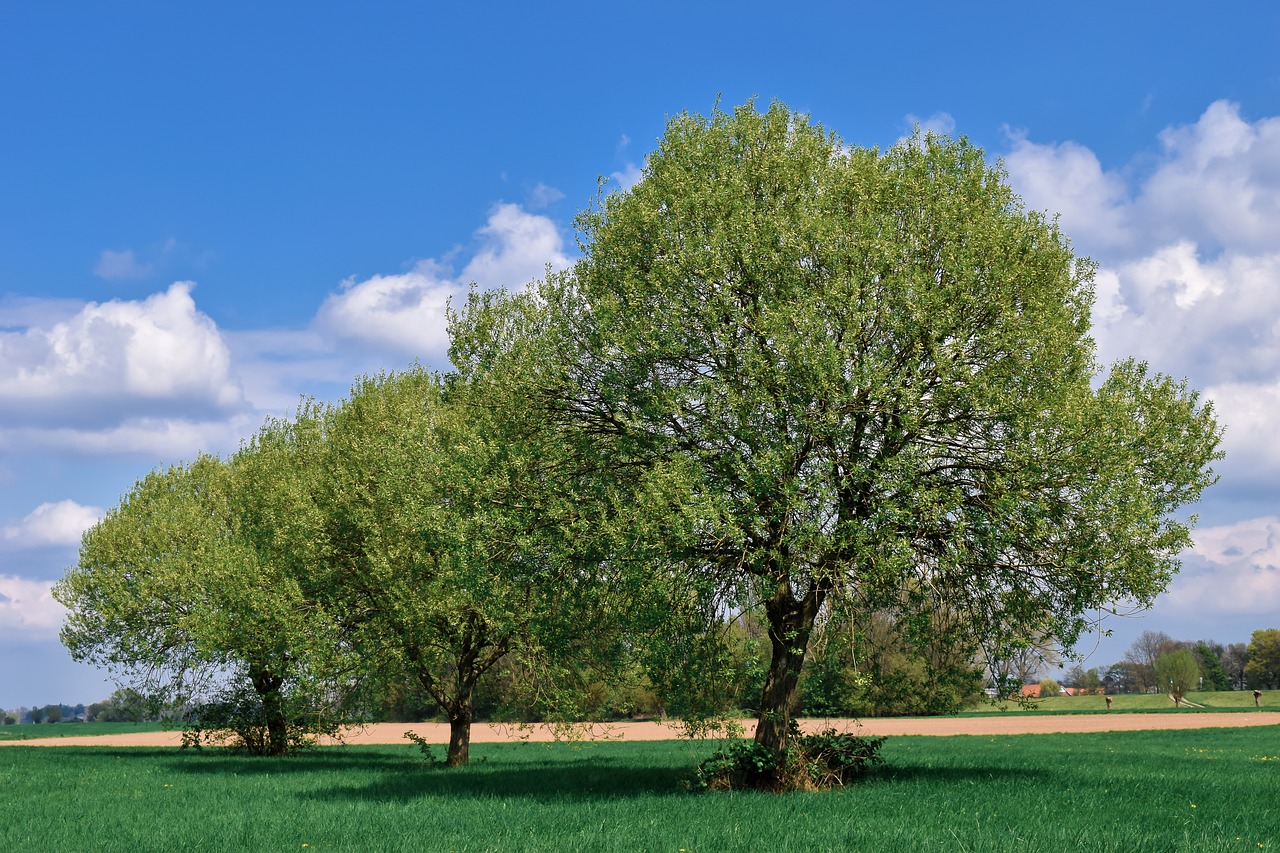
[[4, 712, 1278, 747]]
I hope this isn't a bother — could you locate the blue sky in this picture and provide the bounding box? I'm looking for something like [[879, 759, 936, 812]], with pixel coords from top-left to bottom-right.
[[3, 2, 1279, 708]]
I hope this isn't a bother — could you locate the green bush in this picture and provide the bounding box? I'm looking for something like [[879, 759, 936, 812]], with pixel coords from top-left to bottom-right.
[[689, 723, 886, 792]]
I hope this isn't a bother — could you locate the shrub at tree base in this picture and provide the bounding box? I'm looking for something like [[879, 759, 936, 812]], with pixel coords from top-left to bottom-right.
[[179, 690, 343, 756], [689, 724, 886, 792]]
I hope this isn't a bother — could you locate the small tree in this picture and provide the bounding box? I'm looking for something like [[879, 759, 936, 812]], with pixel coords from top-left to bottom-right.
[[1222, 643, 1250, 690], [56, 452, 345, 756], [1156, 649, 1199, 705], [1194, 641, 1231, 691], [1038, 679, 1062, 698], [1244, 629, 1280, 689], [310, 368, 634, 766]]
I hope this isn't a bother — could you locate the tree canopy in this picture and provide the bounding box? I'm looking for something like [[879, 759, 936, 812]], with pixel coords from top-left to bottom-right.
[[54, 449, 344, 755], [306, 367, 637, 764], [453, 100, 1223, 756], [1244, 628, 1280, 689]]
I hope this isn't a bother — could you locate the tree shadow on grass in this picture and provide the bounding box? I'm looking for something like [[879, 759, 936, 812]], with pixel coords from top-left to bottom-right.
[[305, 751, 692, 804], [149, 741, 696, 802], [870, 764, 1048, 786], [95, 742, 1049, 804]]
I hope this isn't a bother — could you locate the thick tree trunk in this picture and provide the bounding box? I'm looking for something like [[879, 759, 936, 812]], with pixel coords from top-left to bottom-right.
[[754, 583, 824, 754], [249, 663, 289, 757], [446, 703, 472, 767]]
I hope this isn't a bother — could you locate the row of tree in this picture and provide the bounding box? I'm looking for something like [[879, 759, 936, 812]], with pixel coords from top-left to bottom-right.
[[1056, 629, 1280, 696], [55, 102, 1222, 783], [2, 688, 158, 726]]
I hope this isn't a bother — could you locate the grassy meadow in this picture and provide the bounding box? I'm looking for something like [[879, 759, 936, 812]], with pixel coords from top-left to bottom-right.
[[0, 721, 167, 742], [2, 725, 1278, 851], [970, 689, 1280, 715]]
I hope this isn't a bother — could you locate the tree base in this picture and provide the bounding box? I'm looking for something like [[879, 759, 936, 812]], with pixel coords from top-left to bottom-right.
[[688, 725, 885, 792]]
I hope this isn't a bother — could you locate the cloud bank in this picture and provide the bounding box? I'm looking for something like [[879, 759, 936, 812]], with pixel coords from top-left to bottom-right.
[[0, 575, 63, 637], [1003, 101, 1280, 637]]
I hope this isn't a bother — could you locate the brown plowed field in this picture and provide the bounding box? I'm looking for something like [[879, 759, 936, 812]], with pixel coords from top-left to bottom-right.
[[4, 712, 1278, 747]]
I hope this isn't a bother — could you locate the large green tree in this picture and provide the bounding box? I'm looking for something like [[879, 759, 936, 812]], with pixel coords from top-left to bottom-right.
[[456, 101, 1223, 758]]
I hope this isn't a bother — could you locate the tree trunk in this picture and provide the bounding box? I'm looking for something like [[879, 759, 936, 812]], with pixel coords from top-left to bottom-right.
[[446, 703, 472, 767], [249, 662, 289, 757], [754, 582, 824, 754]]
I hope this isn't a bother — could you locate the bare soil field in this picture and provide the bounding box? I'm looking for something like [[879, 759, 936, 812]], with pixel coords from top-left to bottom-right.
[[4, 712, 1278, 747]]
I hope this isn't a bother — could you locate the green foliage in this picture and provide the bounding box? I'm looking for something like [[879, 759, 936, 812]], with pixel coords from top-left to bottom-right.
[[1243, 628, 1280, 689], [1156, 649, 1201, 704], [303, 366, 643, 764], [1194, 642, 1231, 692], [401, 730, 441, 765], [87, 688, 154, 722], [452, 99, 1223, 752], [180, 683, 341, 755], [54, 444, 351, 756], [689, 722, 886, 792], [1039, 679, 1062, 698]]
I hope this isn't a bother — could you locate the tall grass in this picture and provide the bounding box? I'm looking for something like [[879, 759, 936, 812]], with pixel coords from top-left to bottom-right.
[[2, 727, 1277, 851]]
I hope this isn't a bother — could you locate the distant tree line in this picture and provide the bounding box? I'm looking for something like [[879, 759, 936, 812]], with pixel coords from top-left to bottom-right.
[[2, 688, 165, 725], [1052, 628, 1280, 695]]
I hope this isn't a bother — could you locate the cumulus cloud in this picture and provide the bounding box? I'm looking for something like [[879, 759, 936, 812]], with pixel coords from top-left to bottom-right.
[[1002, 101, 1280, 501], [316, 203, 570, 358], [1163, 517, 1280, 618], [1141, 101, 1280, 254], [0, 282, 246, 430], [1003, 133, 1134, 252], [1000, 101, 1280, 631], [0, 575, 63, 636], [1006, 100, 1280, 260], [1, 501, 102, 550]]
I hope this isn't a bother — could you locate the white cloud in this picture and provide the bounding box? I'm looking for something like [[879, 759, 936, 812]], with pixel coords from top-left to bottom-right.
[[905, 111, 956, 137], [1, 501, 102, 550], [316, 203, 570, 358], [1005, 101, 1280, 259], [1001, 102, 1280, 501], [1163, 517, 1280, 618], [1140, 101, 1280, 254], [0, 282, 246, 430], [610, 163, 643, 191], [1003, 133, 1134, 252], [0, 413, 259, 459], [94, 248, 153, 280], [528, 182, 565, 208], [0, 575, 63, 636]]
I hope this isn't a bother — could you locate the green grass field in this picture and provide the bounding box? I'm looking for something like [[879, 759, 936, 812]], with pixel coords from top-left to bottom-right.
[[969, 689, 1280, 715], [2, 726, 1277, 851], [0, 721, 167, 742]]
